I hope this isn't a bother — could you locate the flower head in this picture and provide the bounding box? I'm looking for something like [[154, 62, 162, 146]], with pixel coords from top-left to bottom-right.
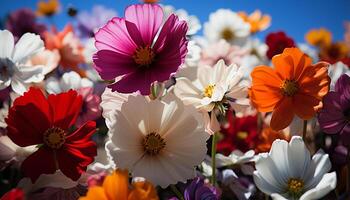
[[305, 28, 332, 47], [249, 48, 330, 130], [93, 4, 188, 95], [318, 74, 350, 146], [265, 31, 295, 59], [36, 0, 60, 17], [105, 94, 209, 188], [319, 42, 349, 64], [238, 10, 271, 34], [6, 87, 97, 182], [253, 136, 336, 200]]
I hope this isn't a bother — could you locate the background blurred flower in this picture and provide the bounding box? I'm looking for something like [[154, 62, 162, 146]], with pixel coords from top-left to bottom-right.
[[183, 177, 219, 200], [238, 10, 271, 34], [305, 28, 332, 47], [93, 4, 188, 95], [5, 8, 46, 41], [254, 127, 290, 153], [265, 31, 295, 59], [319, 41, 349, 64], [36, 0, 60, 17], [253, 136, 336, 200], [26, 49, 60, 75], [328, 61, 350, 90], [0, 188, 24, 200]]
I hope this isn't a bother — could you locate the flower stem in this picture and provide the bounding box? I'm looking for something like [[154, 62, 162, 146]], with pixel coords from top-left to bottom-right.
[[302, 120, 307, 141], [211, 132, 217, 186], [170, 184, 184, 200]]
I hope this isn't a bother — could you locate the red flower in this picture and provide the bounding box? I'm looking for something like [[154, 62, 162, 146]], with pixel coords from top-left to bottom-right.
[[6, 88, 97, 182], [217, 111, 258, 156], [265, 31, 295, 59], [0, 189, 24, 200]]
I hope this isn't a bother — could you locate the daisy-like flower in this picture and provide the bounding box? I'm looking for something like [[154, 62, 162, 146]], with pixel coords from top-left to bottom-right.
[[0, 30, 45, 94], [319, 42, 349, 65], [265, 31, 295, 59], [204, 9, 250, 45], [105, 94, 209, 188], [36, 0, 60, 17], [305, 28, 332, 47], [93, 4, 188, 95], [249, 48, 330, 130], [5, 87, 97, 182], [216, 150, 255, 168], [253, 136, 336, 200], [174, 60, 248, 134], [318, 74, 350, 146], [238, 10, 271, 34]]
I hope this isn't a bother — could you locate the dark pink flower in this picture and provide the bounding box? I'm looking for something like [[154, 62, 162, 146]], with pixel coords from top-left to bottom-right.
[[318, 74, 350, 146], [93, 4, 188, 95]]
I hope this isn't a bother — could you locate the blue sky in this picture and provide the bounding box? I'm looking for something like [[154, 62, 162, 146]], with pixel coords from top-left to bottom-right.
[[0, 0, 349, 43]]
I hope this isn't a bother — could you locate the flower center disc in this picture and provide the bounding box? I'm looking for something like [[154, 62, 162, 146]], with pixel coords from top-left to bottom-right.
[[280, 80, 298, 96], [237, 131, 248, 140], [142, 132, 166, 156], [203, 84, 215, 98], [43, 127, 66, 149], [221, 28, 235, 41], [133, 46, 155, 66], [287, 178, 304, 196]]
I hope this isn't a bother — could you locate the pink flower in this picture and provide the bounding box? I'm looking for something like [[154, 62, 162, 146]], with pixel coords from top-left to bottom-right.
[[76, 87, 102, 127], [93, 4, 188, 95]]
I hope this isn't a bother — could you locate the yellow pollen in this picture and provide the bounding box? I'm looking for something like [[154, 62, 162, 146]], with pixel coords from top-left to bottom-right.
[[237, 131, 248, 140], [203, 84, 215, 98], [142, 132, 166, 156], [221, 28, 235, 41], [43, 127, 66, 149], [287, 178, 304, 195], [133, 46, 155, 66], [280, 80, 298, 96]]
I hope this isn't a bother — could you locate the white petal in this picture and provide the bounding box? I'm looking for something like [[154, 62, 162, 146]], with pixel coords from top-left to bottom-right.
[[16, 65, 45, 83], [253, 171, 283, 195], [12, 33, 44, 64], [173, 77, 203, 109], [271, 193, 288, 200], [300, 172, 337, 200], [0, 30, 14, 58], [11, 77, 29, 95], [45, 77, 62, 94], [0, 136, 17, 161], [287, 136, 311, 178], [269, 139, 290, 183], [305, 149, 332, 189]]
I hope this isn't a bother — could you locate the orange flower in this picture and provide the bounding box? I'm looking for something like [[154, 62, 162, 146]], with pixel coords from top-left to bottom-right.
[[36, 0, 60, 17], [44, 24, 85, 75], [238, 10, 271, 34], [80, 170, 158, 200], [319, 42, 349, 64], [249, 48, 330, 130], [255, 127, 290, 153], [305, 28, 332, 47]]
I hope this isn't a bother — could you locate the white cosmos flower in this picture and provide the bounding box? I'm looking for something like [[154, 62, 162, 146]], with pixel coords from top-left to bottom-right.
[[204, 9, 250, 45], [105, 94, 209, 188], [328, 61, 350, 90], [162, 5, 201, 36], [45, 71, 93, 94], [253, 136, 336, 200], [0, 30, 45, 94], [216, 150, 255, 168]]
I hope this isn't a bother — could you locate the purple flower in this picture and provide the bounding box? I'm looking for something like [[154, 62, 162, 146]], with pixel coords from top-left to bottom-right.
[[318, 74, 350, 145], [76, 5, 117, 38], [5, 8, 46, 41], [184, 177, 220, 200], [93, 4, 188, 95]]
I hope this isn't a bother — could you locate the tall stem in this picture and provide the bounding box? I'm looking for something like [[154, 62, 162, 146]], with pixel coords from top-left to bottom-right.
[[211, 133, 217, 186], [170, 184, 184, 200], [302, 120, 307, 141]]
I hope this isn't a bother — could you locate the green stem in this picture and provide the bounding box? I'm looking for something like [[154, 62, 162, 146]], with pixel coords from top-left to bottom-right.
[[211, 133, 217, 186], [302, 120, 307, 141], [170, 184, 184, 200]]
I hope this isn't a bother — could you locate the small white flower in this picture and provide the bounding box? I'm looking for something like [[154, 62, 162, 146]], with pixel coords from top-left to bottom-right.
[[162, 5, 201, 36], [216, 150, 255, 168], [204, 9, 250, 45], [45, 71, 93, 94], [253, 136, 336, 200], [105, 94, 209, 188], [328, 61, 350, 90], [0, 30, 45, 94]]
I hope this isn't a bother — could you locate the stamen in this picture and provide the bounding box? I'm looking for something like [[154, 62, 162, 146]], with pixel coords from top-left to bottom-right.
[[142, 132, 166, 156], [133, 46, 155, 66], [221, 28, 235, 41], [43, 127, 66, 149], [203, 84, 215, 98], [280, 80, 298, 96]]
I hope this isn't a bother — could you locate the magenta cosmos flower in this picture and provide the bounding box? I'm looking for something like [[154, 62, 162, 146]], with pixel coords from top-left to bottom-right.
[[93, 4, 188, 95], [318, 74, 350, 146]]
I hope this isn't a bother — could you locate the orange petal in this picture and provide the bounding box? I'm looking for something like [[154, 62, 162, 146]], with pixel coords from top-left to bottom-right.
[[103, 169, 129, 200], [292, 94, 319, 119], [80, 187, 108, 200], [128, 181, 159, 200], [251, 66, 282, 87], [270, 97, 294, 131]]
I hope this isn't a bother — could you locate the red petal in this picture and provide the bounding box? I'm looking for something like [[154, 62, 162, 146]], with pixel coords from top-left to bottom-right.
[[66, 121, 96, 142], [0, 189, 24, 200]]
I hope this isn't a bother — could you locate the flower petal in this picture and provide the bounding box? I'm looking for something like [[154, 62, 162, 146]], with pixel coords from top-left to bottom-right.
[[12, 33, 44, 64], [300, 172, 336, 200], [0, 30, 14, 59], [270, 98, 294, 131]]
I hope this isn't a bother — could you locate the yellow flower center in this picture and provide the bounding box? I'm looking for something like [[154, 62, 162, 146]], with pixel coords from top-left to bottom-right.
[[142, 132, 166, 156], [203, 84, 215, 98], [287, 178, 304, 196], [280, 80, 298, 96], [133, 46, 155, 66], [221, 28, 235, 41], [43, 127, 66, 149], [237, 131, 248, 140]]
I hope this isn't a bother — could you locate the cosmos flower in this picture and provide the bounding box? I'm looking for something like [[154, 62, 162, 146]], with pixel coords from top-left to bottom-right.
[[5, 8, 46, 41], [249, 48, 330, 130], [5, 87, 97, 182], [204, 9, 250, 45], [255, 127, 290, 153], [76, 5, 117, 38], [174, 60, 249, 134], [265, 31, 295, 59], [216, 150, 255, 168], [305, 28, 332, 47], [93, 4, 188, 95], [0, 30, 45, 94], [36, 0, 60, 17], [253, 136, 336, 200], [319, 42, 349, 65], [105, 94, 209, 188], [318, 74, 350, 146], [238, 10, 271, 34]]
